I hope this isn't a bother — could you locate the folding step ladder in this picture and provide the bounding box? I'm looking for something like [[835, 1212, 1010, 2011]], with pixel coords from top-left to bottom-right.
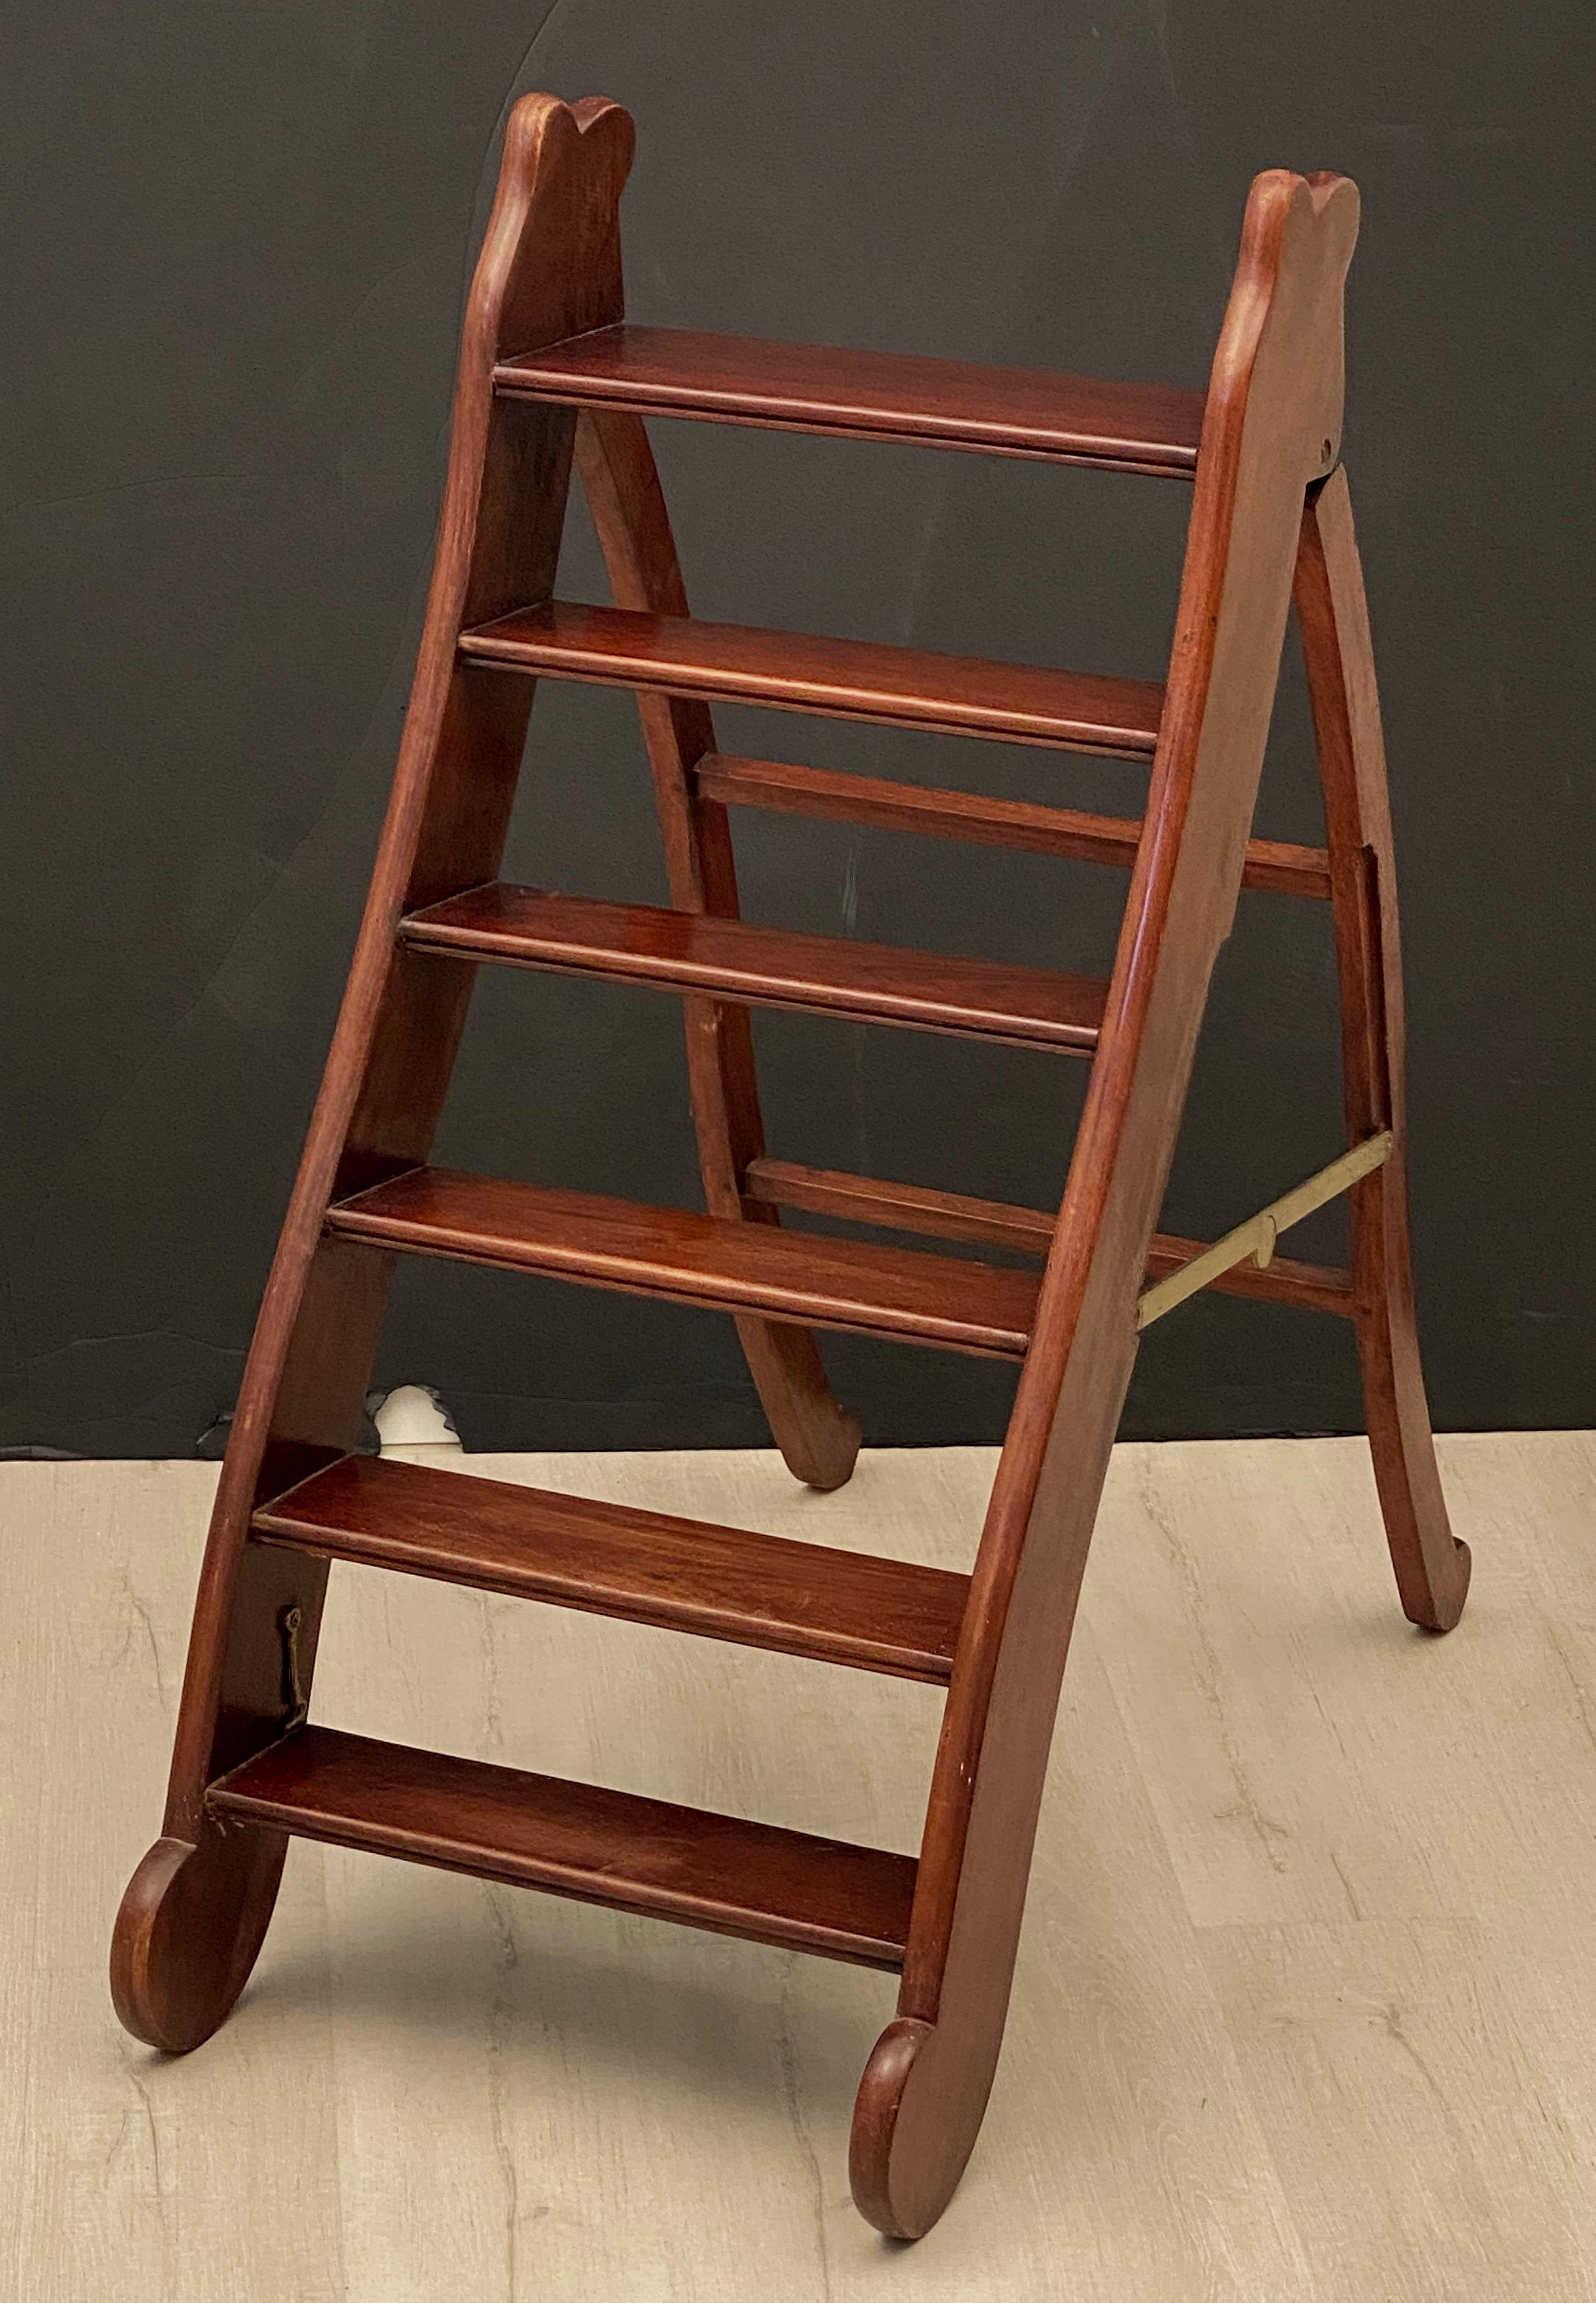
[[111, 94, 1469, 2239]]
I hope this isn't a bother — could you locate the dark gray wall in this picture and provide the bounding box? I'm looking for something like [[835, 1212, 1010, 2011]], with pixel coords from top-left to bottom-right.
[[4, 3, 1591, 1456]]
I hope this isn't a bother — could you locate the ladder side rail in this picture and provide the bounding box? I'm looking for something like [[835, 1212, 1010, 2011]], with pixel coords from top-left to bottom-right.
[[111, 94, 638, 2052], [574, 406, 860, 1487], [849, 170, 1362, 2239], [1294, 471, 1469, 1628]]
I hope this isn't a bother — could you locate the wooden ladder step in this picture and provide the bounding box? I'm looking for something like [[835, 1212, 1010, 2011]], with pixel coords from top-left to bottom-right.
[[207, 1726, 916, 1969], [255, 1454, 969, 1681], [401, 884, 1107, 1053], [744, 1158, 1358, 1318], [494, 324, 1206, 477], [695, 753, 1333, 900], [457, 600, 1165, 757], [325, 1167, 1040, 1357]]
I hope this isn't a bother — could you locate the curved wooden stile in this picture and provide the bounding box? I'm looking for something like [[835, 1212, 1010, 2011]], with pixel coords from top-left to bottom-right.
[[573, 409, 861, 1489], [1294, 473, 1469, 1630], [110, 93, 637, 2051], [850, 171, 1364, 2238]]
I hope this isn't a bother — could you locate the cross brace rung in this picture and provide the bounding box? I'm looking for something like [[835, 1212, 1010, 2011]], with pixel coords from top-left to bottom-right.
[[740, 1158, 1357, 1317], [695, 753, 1333, 899]]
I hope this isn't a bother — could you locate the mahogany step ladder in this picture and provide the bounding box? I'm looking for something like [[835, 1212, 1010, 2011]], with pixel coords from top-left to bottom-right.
[[111, 94, 1470, 2240]]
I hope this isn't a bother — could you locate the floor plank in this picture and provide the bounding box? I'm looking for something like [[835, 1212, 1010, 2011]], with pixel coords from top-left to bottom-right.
[[0, 1463, 347, 2303], [5, 1434, 1594, 2298], [1198, 1917, 1594, 2303]]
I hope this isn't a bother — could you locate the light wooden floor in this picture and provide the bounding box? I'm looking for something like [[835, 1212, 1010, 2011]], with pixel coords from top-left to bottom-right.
[[5, 1432, 1595, 2301]]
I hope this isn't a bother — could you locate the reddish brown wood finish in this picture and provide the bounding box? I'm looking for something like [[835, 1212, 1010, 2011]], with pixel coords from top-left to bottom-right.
[[694, 752, 1333, 898], [208, 1728, 918, 1969], [255, 1454, 969, 1681], [1295, 473, 1470, 1630], [459, 599, 1166, 755], [111, 94, 640, 2052], [110, 1822, 290, 2055], [496, 323, 1206, 475], [111, 102, 1462, 2251], [401, 882, 1108, 1052], [850, 173, 1364, 2239], [573, 401, 860, 1493], [324, 1166, 1039, 1358], [742, 1157, 1356, 1317]]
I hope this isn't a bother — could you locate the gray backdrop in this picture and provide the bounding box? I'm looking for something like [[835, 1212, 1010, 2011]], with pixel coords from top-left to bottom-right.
[[4, 3, 1591, 1456]]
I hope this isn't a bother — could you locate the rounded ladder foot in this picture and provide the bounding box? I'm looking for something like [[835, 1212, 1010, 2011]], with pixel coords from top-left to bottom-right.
[[849, 2013, 1003, 2240], [736, 1314, 862, 1490], [1412, 1535, 1471, 1635], [783, 1398, 862, 1493], [110, 1824, 288, 2053]]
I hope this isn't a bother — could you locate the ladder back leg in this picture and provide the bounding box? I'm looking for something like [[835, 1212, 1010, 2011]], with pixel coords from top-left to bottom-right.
[[110, 94, 639, 2046], [574, 407, 861, 1489], [1295, 470, 1470, 1631], [850, 171, 1364, 2239]]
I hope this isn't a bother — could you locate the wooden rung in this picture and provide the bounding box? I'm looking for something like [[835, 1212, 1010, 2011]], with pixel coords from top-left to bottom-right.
[[745, 1159, 1055, 1254], [325, 1166, 1040, 1357], [694, 753, 1332, 900], [255, 1454, 969, 1681], [206, 1726, 916, 1969], [457, 600, 1165, 757], [400, 884, 1107, 1054], [494, 324, 1206, 477], [743, 1158, 1357, 1318]]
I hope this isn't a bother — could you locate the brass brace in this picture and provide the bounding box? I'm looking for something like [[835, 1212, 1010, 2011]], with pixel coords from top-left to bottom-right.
[[1136, 1130, 1392, 1330]]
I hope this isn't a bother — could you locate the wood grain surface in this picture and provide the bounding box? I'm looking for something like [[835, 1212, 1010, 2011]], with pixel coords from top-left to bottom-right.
[[254, 1452, 968, 1681], [742, 1156, 1357, 1316], [458, 598, 1167, 754], [324, 1167, 1040, 1357], [207, 1726, 918, 1969], [694, 751, 1333, 896], [400, 881, 1108, 1052], [494, 322, 1206, 474]]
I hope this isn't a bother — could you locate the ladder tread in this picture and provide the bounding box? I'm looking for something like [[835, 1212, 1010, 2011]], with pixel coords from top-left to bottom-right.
[[457, 599, 1165, 757], [325, 1168, 1039, 1358], [401, 883, 1107, 1052], [207, 1726, 916, 1969], [495, 324, 1205, 476], [255, 1454, 969, 1681]]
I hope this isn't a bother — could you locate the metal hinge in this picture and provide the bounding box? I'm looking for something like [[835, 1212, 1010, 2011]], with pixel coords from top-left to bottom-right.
[[278, 1603, 310, 1732]]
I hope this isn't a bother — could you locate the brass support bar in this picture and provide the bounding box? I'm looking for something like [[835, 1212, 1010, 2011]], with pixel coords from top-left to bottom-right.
[[1136, 1131, 1393, 1329]]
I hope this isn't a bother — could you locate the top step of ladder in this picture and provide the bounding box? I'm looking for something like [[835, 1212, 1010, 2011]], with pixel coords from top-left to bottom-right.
[[495, 324, 1206, 476]]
